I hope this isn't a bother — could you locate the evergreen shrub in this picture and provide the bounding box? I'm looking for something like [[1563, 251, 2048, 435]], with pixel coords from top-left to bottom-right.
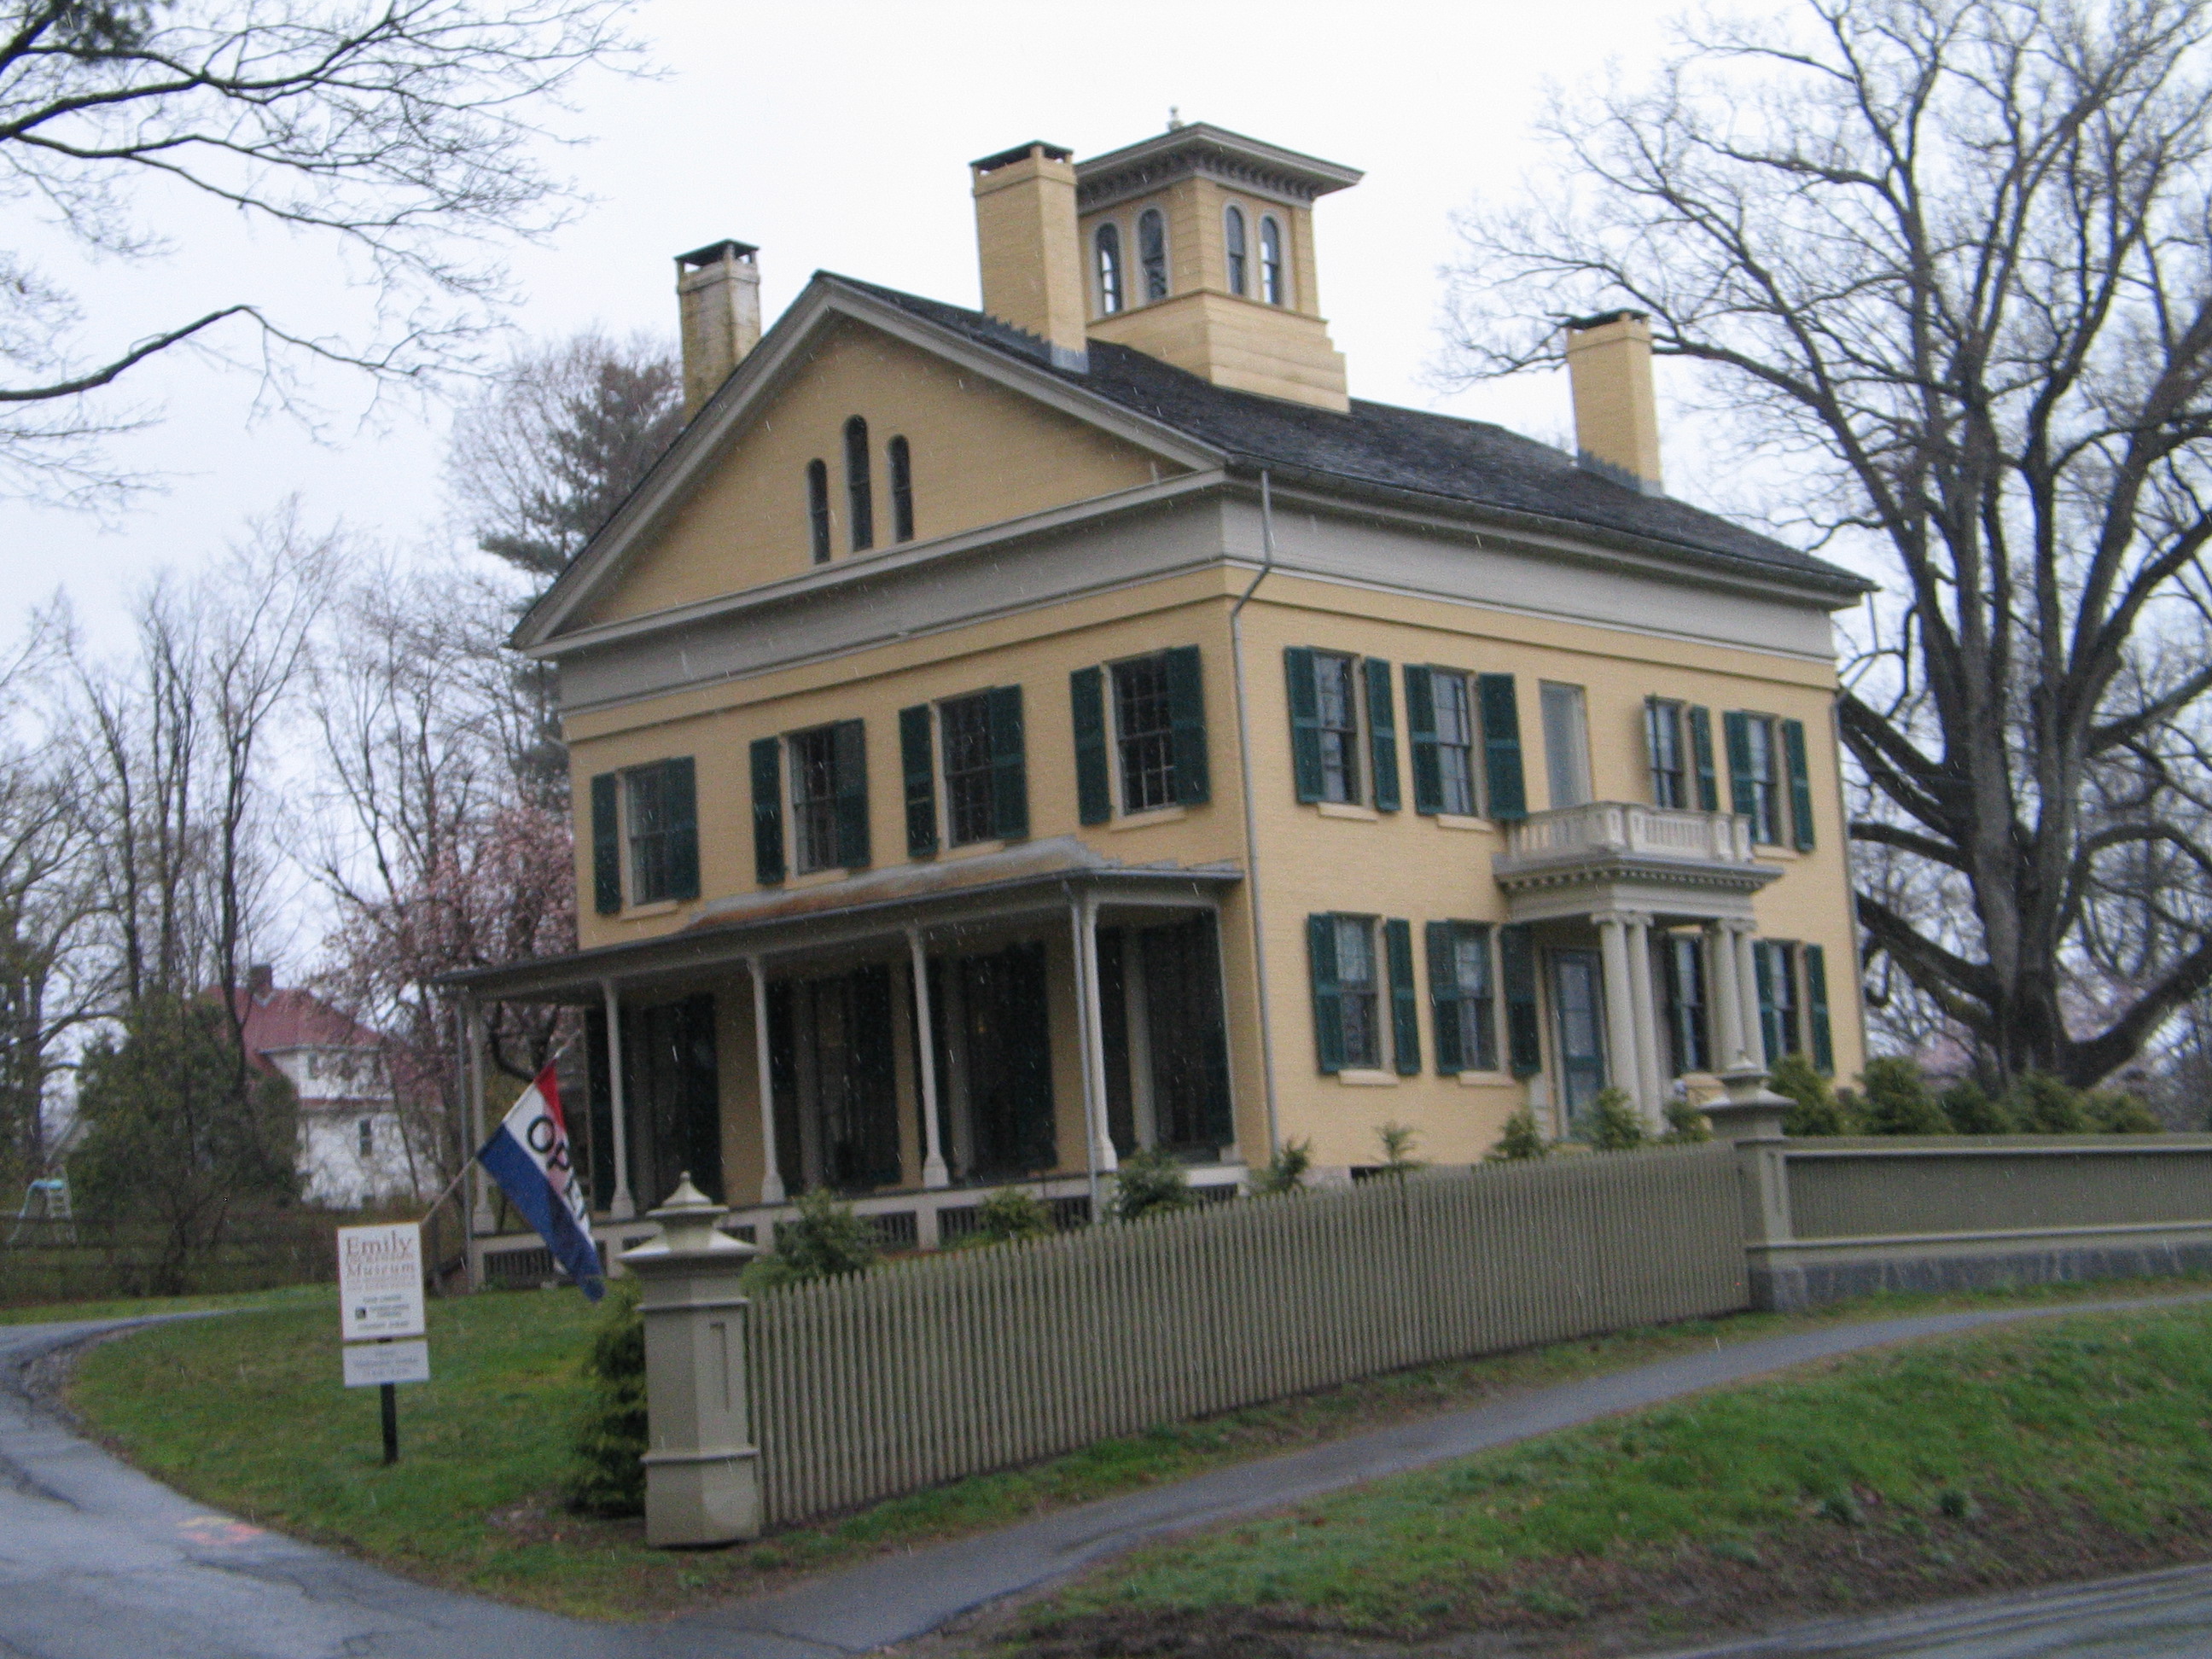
[[1939, 1079, 2012, 1134], [1767, 1052, 1849, 1135], [2007, 1073, 2089, 1134], [963, 1185, 1054, 1245], [1250, 1138, 1314, 1195], [1111, 1146, 1196, 1221], [745, 1187, 882, 1290], [2086, 1088, 2162, 1134], [564, 1278, 646, 1516], [1486, 1109, 1550, 1161], [1858, 1057, 1950, 1135], [1662, 1098, 1712, 1143], [1589, 1087, 1646, 1150]]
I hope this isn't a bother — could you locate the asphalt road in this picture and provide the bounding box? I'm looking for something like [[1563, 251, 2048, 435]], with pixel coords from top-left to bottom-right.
[[8, 1299, 2212, 1658]]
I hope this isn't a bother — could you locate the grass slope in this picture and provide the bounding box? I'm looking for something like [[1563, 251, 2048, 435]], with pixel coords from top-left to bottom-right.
[[1019, 1301, 2212, 1657]]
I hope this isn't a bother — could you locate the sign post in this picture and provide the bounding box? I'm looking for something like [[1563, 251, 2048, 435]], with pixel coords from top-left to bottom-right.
[[336, 1222, 428, 1464]]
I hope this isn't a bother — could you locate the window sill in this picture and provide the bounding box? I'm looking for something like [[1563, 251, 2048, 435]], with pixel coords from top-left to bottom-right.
[[1314, 801, 1378, 823], [783, 866, 855, 890], [1111, 806, 1187, 831], [1335, 1069, 1398, 1086], [620, 900, 680, 919], [1433, 813, 1493, 833], [1456, 1070, 1515, 1086]]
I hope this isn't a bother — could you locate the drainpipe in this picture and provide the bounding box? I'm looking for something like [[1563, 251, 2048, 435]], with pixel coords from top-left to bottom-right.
[[1230, 470, 1283, 1161]]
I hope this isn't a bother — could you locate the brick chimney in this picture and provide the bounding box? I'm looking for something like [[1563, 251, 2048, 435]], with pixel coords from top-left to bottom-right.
[[676, 240, 762, 417], [970, 142, 1088, 372], [1564, 311, 1663, 495], [247, 963, 275, 1000]]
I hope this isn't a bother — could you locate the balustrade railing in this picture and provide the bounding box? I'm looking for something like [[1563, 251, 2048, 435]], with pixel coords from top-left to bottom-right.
[[1503, 801, 1756, 864]]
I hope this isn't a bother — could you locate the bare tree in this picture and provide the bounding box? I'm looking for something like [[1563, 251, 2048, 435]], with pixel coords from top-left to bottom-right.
[[1441, 0, 2212, 1086], [1, 0, 643, 504]]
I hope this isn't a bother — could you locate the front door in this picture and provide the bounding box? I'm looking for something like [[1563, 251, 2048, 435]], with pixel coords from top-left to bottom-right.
[[1551, 950, 1608, 1133]]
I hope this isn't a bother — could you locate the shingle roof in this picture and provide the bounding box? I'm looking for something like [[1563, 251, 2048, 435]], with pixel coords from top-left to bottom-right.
[[836, 276, 1871, 597]]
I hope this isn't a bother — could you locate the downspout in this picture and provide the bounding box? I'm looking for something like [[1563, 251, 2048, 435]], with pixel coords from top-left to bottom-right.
[[1231, 469, 1283, 1161]]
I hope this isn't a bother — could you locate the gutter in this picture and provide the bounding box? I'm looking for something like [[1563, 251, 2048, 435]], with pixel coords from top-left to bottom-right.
[[1231, 472, 1283, 1162]]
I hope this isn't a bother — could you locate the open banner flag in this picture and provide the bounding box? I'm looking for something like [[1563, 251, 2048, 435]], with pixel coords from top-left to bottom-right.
[[477, 1062, 603, 1301]]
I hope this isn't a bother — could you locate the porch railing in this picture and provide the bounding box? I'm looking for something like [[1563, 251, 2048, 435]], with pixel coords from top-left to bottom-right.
[[1504, 801, 1757, 864]]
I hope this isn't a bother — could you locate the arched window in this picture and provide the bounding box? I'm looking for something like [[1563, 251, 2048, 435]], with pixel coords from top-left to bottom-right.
[[843, 416, 873, 552], [1138, 207, 1168, 302], [1259, 216, 1285, 306], [806, 458, 830, 563], [1095, 223, 1123, 315], [888, 435, 914, 543], [1224, 205, 1248, 296]]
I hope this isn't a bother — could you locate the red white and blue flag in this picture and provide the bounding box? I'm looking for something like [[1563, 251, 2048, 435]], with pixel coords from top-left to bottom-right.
[[477, 1062, 603, 1300]]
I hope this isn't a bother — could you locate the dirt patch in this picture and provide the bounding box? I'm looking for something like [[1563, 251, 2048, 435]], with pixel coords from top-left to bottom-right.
[[997, 1493, 2212, 1658]]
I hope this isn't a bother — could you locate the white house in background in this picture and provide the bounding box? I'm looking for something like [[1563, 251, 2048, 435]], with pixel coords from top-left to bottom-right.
[[232, 967, 416, 1208]]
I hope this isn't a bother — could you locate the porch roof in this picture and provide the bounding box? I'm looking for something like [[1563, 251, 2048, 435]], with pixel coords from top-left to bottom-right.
[[439, 836, 1241, 1004]]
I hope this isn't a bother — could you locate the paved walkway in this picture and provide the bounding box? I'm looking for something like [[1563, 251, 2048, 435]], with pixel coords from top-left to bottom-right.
[[3, 1295, 2211, 1657]]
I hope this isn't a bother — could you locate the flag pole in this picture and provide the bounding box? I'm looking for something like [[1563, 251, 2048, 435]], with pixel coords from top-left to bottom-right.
[[419, 1037, 580, 1229]]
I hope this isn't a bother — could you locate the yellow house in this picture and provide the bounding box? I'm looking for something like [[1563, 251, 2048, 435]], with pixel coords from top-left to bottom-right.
[[453, 122, 1871, 1257]]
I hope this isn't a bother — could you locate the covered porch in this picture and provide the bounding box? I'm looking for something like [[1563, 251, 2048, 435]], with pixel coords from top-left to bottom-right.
[[1493, 801, 1781, 1137], [446, 839, 1245, 1277]]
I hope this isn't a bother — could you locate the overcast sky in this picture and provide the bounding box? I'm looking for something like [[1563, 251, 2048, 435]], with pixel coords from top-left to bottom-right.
[[1, 0, 1714, 653]]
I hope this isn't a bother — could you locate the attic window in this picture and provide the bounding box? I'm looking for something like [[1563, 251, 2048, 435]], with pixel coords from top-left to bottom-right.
[[1260, 216, 1285, 306], [1138, 208, 1168, 303], [888, 435, 914, 542], [843, 416, 874, 553], [806, 458, 831, 563], [1225, 206, 1248, 296], [1096, 223, 1123, 315]]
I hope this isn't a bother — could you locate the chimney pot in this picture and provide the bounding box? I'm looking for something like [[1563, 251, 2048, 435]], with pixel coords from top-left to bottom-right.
[[970, 142, 1088, 373], [247, 963, 274, 998], [1564, 310, 1663, 495], [676, 239, 763, 417]]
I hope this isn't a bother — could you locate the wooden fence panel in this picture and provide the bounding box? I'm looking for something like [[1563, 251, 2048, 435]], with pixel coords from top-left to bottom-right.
[[745, 1143, 1746, 1528]]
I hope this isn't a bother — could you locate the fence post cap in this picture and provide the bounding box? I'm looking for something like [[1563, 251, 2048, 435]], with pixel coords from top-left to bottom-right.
[[622, 1173, 758, 1268], [1705, 1067, 1791, 1143]]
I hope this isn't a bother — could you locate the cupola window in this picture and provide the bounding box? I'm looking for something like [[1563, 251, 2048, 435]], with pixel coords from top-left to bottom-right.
[[1138, 207, 1168, 303], [806, 458, 830, 563], [1095, 223, 1123, 315], [1225, 205, 1249, 296], [843, 416, 873, 552], [888, 435, 914, 543], [1260, 215, 1285, 306]]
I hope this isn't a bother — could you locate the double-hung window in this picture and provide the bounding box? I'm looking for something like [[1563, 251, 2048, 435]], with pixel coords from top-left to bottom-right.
[[1072, 649, 1207, 825], [1427, 920, 1497, 1073], [627, 760, 684, 903], [1333, 916, 1382, 1070], [1647, 699, 1688, 808], [1311, 913, 1417, 1075], [789, 725, 842, 874], [1113, 655, 1177, 812], [1726, 711, 1816, 850], [1540, 682, 1591, 808], [1660, 934, 1711, 1074], [1755, 940, 1800, 1062], [1314, 651, 1360, 804], [939, 692, 996, 845], [1738, 715, 1781, 844], [900, 690, 1026, 856], [1432, 670, 1478, 815], [591, 757, 699, 913], [1138, 207, 1168, 302]]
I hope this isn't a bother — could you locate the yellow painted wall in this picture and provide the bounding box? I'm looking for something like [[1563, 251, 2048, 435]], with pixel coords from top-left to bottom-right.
[[582, 318, 1183, 627]]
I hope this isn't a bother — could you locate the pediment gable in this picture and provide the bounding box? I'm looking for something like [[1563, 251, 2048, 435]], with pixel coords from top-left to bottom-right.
[[520, 281, 1220, 647]]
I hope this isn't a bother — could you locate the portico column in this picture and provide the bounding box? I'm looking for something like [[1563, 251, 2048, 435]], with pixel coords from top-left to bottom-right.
[[1733, 923, 1765, 1072], [907, 928, 950, 1190], [748, 958, 784, 1205], [601, 979, 635, 1220], [1625, 911, 1662, 1123], [1708, 922, 1749, 1071], [1593, 911, 1640, 1111]]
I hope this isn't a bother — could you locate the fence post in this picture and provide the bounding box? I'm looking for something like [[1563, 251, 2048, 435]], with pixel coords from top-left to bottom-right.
[[620, 1173, 763, 1546], [1703, 1066, 1797, 1310]]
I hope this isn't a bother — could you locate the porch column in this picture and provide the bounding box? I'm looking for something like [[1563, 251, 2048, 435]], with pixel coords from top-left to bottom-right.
[[748, 958, 784, 1205], [1625, 911, 1662, 1122], [1592, 911, 1640, 1113], [1733, 923, 1765, 1071], [1069, 891, 1117, 1224], [601, 979, 635, 1220], [1708, 922, 1749, 1071], [907, 928, 950, 1190]]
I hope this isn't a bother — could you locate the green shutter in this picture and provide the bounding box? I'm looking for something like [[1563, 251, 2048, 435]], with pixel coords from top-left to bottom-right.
[[1385, 917, 1418, 1074], [591, 772, 621, 914], [1307, 914, 1344, 1074], [664, 756, 699, 900], [1783, 717, 1815, 850], [749, 738, 784, 886], [833, 718, 870, 868], [988, 684, 1029, 839], [1689, 705, 1719, 812], [1165, 644, 1210, 806], [1725, 712, 1756, 819], [1285, 647, 1324, 803], [1365, 658, 1400, 812], [1405, 666, 1441, 814], [899, 705, 937, 858], [1499, 923, 1540, 1075], [1805, 943, 1835, 1074], [1071, 667, 1111, 825], [1477, 673, 1527, 821], [1426, 919, 1462, 1074], [1754, 940, 1780, 1066]]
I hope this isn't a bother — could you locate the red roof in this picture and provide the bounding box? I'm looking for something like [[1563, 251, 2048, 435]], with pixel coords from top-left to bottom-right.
[[219, 986, 383, 1064]]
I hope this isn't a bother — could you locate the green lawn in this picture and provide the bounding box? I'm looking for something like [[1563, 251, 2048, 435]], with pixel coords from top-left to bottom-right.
[[1020, 1299, 2212, 1656], [60, 1273, 2212, 1625], [0, 1284, 325, 1324]]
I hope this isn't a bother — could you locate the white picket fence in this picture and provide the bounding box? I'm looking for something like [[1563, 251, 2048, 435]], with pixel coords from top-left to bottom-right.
[[745, 1143, 1747, 1526]]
